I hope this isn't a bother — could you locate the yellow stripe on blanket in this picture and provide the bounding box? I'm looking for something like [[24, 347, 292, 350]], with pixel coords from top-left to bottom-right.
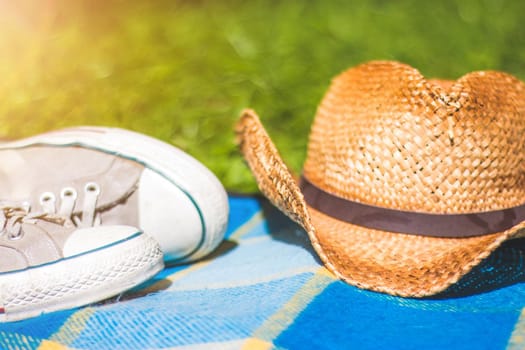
[[48, 308, 96, 346], [508, 307, 525, 350], [37, 340, 71, 350], [242, 267, 335, 349]]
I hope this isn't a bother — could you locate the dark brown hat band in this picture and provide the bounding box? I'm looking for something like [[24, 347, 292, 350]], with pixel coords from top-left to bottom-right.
[[300, 176, 525, 237]]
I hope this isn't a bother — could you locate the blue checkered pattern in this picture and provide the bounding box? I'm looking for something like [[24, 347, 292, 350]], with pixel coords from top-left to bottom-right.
[[2, 195, 525, 349]]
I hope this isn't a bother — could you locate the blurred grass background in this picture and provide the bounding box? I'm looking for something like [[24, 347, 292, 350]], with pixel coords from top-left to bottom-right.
[[0, 0, 524, 192]]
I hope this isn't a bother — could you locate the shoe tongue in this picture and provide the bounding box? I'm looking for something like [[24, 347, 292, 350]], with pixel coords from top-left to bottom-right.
[[0, 146, 144, 212]]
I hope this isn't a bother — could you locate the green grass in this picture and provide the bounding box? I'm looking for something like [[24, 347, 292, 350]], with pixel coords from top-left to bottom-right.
[[1, 0, 524, 192]]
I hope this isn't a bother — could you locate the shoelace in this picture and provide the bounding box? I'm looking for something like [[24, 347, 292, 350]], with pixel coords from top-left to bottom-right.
[[0, 182, 101, 241], [0, 205, 65, 240]]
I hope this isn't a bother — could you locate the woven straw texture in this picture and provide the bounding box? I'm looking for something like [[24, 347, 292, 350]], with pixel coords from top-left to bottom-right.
[[237, 60, 525, 297]]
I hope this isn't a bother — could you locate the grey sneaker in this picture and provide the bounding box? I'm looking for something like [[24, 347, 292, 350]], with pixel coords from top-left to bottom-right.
[[0, 205, 163, 322], [0, 126, 229, 264]]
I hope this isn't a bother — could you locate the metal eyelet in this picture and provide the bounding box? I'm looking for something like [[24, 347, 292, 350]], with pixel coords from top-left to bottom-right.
[[7, 221, 23, 240], [84, 182, 100, 195], [7, 230, 23, 241], [60, 187, 78, 200], [21, 201, 31, 213], [39, 192, 56, 205]]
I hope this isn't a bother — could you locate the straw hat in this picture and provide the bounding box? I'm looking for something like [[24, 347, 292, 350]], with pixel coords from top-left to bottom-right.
[[236, 60, 525, 297]]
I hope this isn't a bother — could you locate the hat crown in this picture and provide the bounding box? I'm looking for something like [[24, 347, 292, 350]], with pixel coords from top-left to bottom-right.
[[303, 61, 525, 213]]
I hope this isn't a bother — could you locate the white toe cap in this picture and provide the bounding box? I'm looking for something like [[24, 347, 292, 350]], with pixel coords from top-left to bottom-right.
[[63, 225, 142, 257]]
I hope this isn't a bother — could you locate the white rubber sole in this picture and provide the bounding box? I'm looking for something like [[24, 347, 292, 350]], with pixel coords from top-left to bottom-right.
[[1, 127, 229, 263], [0, 231, 163, 323]]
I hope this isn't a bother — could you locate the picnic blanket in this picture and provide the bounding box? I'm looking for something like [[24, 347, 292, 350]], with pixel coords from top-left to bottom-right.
[[2, 194, 525, 349]]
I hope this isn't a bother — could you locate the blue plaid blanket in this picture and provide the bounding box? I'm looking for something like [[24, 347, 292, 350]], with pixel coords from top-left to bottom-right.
[[2, 195, 525, 349]]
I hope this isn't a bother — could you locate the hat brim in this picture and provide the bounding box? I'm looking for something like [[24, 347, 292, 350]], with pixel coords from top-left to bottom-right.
[[236, 109, 525, 297]]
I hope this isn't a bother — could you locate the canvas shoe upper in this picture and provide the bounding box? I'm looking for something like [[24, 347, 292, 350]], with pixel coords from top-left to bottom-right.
[[0, 204, 163, 322], [0, 126, 229, 264]]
